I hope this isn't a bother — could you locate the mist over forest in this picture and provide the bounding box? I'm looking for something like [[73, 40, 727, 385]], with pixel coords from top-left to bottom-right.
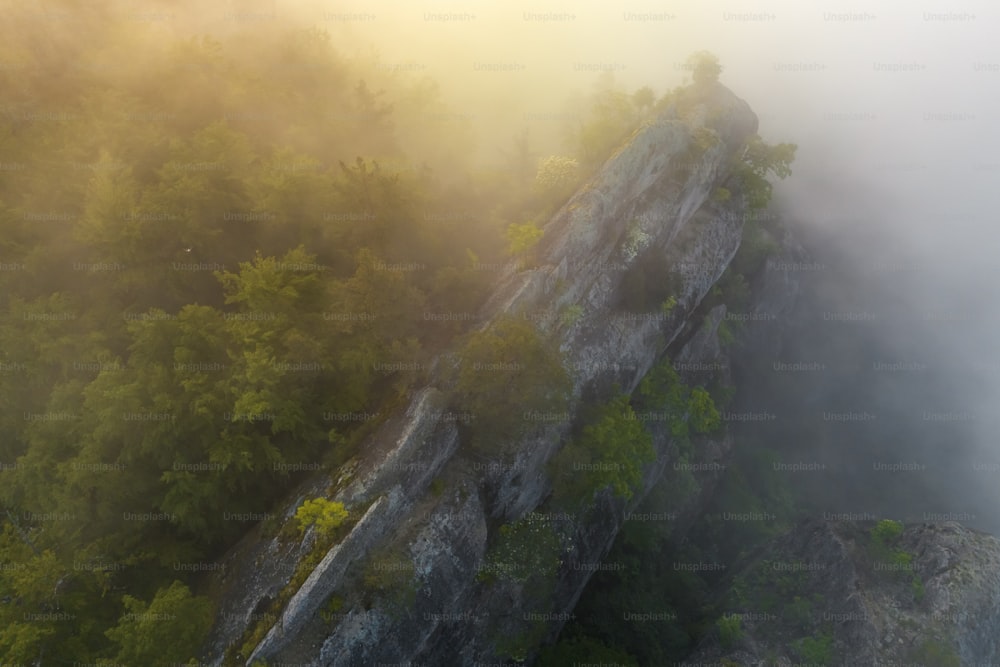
[[2, 1, 999, 664]]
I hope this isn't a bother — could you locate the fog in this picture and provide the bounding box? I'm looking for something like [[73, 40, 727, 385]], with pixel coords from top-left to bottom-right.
[[262, 0, 1000, 530], [10, 0, 1000, 525]]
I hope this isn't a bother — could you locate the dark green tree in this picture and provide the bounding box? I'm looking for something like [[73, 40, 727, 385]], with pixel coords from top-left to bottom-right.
[[104, 580, 213, 666], [450, 315, 571, 453], [686, 51, 723, 85]]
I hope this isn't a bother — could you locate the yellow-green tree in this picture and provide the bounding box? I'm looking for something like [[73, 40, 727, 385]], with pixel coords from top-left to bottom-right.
[[505, 222, 544, 262], [295, 497, 349, 537], [534, 155, 580, 203]]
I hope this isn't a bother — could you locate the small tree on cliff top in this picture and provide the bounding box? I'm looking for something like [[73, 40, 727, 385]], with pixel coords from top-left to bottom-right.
[[686, 51, 723, 85]]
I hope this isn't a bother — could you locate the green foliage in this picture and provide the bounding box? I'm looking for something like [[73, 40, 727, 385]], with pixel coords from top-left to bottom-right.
[[104, 581, 212, 666], [535, 155, 581, 199], [733, 135, 797, 211], [362, 550, 419, 614], [743, 135, 797, 180], [552, 393, 655, 504], [568, 74, 644, 169], [0, 6, 549, 657], [716, 614, 742, 649], [869, 520, 925, 603], [660, 295, 678, 315], [693, 127, 720, 153], [492, 619, 549, 663], [907, 638, 961, 667], [622, 218, 652, 262], [294, 498, 349, 537], [911, 576, 926, 601], [868, 519, 907, 566], [784, 594, 816, 630], [449, 315, 571, 453], [712, 187, 732, 202], [563, 478, 706, 666], [708, 268, 751, 314], [560, 303, 585, 327], [871, 519, 904, 546], [319, 594, 345, 623], [635, 356, 723, 452], [479, 513, 564, 586], [535, 634, 639, 666], [505, 221, 545, 259], [730, 557, 810, 617], [688, 387, 722, 435], [717, 319, 737, 348], [796, 631, 834, 665]]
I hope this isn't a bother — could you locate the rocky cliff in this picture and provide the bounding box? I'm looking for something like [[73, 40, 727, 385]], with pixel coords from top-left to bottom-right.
[[202, 81, 765, 666], [682, 518, 1000, 666]]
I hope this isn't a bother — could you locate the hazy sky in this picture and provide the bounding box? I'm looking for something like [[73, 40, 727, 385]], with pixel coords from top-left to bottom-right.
[[210, 1, 1000, 214]]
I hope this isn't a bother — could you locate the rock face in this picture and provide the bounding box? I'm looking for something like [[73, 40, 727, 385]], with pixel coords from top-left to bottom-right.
[[682, 518, 1000, 666], [203, 81, 765, 666]]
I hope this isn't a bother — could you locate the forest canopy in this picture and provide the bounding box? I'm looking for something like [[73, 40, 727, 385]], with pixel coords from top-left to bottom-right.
[[0, 6, 790, 659]]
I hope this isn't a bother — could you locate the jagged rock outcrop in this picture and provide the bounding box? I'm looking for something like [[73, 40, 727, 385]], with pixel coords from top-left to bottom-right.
[[682, 518, 1000, 666], [203, 81, 765, 666]]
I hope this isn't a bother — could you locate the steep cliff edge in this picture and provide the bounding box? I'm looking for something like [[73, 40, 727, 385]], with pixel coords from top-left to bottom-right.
[[682, 518, 1000, 666], [203, 81, 762, 666]]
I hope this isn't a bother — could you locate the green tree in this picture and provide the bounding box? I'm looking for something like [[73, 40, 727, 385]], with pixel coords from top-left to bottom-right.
[[716, 614, 742, 649], [505, 221, 544, 260], [907, 638, 961, 667], [294, 497, 348, 537], [479, 513, 563, 585], [0, 543, 65, 662], [635, 357, 722, 446], [104, 580, 212, 666], [562, 394, 655, 502], [871, 518, 904, 547], [450, 315, 571, 453], [329, 246, 428, 400], [536, 635, 639, 666], [688, 386, 722, 434], [686, 51, 723, 85], [534, 155, 580, 203], [734, 135, 797, 211], [797, 632, 834, 665], [568, 74, 641, 169], [632, 86, 656, 112]]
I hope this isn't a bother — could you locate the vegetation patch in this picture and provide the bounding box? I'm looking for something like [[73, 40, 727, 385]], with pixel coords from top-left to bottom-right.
[[477, 512, 565, 590], [795, 630, 834, 665], [906, 637, 961, 667], [447, 315, 571, 456], [361, 545, 420, 616], [867, 519, 924, 603], [549, 392, 656, 507], [715, 613, 743, 649]]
